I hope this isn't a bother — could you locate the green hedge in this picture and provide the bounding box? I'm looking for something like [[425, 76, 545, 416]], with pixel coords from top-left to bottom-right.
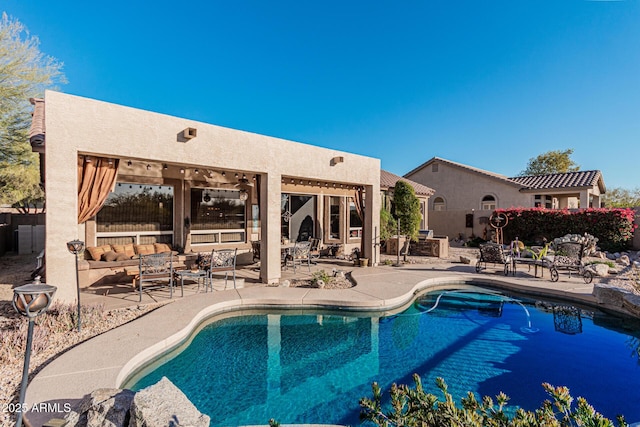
[[495, 208, 637, 252]]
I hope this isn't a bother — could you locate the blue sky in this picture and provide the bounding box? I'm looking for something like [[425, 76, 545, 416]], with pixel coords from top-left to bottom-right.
[[5, 1, 640, 189]]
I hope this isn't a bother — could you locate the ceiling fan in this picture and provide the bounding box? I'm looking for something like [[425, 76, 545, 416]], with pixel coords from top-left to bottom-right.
[[234, 175, 254, 189]]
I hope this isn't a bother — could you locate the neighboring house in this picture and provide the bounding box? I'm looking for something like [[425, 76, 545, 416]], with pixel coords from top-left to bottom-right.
[[30, 91, 381, 302], [380, 170, 435, 231], [404, 157, 606, 241]]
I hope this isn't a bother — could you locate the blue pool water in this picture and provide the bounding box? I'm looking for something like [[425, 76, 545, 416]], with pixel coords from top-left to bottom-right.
[[128, 287, 640, 426]]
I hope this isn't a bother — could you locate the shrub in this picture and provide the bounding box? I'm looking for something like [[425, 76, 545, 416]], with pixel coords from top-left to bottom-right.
[[311, 270, 331, 287], [359, 374, 628, 427], [496, 208, 637, 252]]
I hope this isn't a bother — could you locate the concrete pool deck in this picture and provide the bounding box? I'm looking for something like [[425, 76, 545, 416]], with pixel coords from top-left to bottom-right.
[[24, 260, 613, 425]]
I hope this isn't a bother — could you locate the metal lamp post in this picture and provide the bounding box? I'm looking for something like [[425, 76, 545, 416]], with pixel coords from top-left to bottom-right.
[[66, 240, 84, 332], [12, 280, 57, 427]]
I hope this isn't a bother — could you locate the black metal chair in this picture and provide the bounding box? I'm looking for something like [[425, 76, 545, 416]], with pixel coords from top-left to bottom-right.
[[476, 242, 514, 276], [137, 253, 175, 301], [548, 241, 593, 284]]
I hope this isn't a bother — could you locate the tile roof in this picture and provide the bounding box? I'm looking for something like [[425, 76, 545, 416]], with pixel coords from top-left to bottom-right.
[[509, 170, 605, 191], [405, 157, 605, 193], [381, 169, 435, 196]]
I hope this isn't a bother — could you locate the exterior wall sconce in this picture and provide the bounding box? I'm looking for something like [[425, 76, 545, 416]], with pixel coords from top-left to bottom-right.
[[13, 279, 57, 427], [331, 156, 344, 166], [183, 127, 197, 139], [66, 240, 85, 332]]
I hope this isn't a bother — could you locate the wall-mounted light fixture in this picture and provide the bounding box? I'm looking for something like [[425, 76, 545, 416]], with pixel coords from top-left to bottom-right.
[[239, 189, 249, 201], [163, 164, 168, 170], [180, 168, 185, 174], [127, 160, 132, 167]]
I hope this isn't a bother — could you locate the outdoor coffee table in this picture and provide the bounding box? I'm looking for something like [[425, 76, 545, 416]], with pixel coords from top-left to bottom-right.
[[514, 258, 549, 278], [174, 269, 209, 295]]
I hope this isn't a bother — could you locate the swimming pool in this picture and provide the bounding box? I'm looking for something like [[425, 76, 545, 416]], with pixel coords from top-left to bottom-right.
[[126, 285, 640, 425]]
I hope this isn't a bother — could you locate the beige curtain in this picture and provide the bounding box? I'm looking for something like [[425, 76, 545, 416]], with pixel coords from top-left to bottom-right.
[[77, 156, 119, 224]]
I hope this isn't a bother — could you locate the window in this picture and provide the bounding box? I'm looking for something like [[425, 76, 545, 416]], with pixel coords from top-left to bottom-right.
[[433, 197, 445, 211], [481, 195, 496, 210], [534, 195, 553, 209], [96, 183, 174, 245], [432, 163, 439, 172], [190, 188, 245, 244], [349, 198, 362, 239], [281, 194, 315, 242]]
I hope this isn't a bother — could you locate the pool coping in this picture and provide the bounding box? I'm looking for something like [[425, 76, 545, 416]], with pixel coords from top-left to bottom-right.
[[23, 265, 631, 425]]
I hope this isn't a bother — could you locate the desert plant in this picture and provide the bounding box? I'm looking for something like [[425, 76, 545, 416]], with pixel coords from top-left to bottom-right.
[[311, 270, 331, 287], [359, 374, 628, 427]]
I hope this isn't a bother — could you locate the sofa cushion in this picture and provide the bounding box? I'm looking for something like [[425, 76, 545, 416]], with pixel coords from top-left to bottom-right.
[[102, 251, 119, 262], [154, 243, 172, 254], [135, 244, 156, 255], [87, 245, 112, 261], [112, 243, 136, 259]]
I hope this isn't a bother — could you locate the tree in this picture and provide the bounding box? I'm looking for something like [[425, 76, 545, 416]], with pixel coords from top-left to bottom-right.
[[392, 181, 421, 261], [602, 187, 640, 208], [519, 149, 580, 176], [0, 12, 66, 210]]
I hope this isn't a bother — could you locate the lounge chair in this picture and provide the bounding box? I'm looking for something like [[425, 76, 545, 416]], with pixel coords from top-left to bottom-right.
[[475, 242, 514, 276], [548, 241, 593, 284]]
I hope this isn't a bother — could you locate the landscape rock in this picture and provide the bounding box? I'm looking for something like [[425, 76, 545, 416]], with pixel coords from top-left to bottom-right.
[[590, 263, 610, 277], [129, 377, 210, 427], [459, 255, 472, 265], [593, 283, 631, 307], [617, 255, 631, 266], [64, 388, 134, 427]]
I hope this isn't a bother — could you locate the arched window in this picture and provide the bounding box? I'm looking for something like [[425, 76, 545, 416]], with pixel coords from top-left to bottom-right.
[[433, 197, 446, 211], [481, 195, 496, 210]]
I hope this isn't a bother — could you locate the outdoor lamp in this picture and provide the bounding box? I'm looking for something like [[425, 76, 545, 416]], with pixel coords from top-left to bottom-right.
[[239, 189, 249, 201], [12, 280, 57, 427], [66, 239, 84, 332]]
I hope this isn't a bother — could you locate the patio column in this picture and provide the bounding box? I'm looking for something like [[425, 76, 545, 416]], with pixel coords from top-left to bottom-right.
[[260, 172, 282, 285], [363, 183, 380, 265], [579, 191, 589, 209]]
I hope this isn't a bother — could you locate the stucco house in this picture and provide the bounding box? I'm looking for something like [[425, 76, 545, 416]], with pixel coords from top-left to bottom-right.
[[380, 170, 435, 231], [30, 91, 381, 302], [404, 157, 606, 241]]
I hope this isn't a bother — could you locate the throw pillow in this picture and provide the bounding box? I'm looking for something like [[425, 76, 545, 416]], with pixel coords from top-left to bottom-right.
[[102, 251, 119, 262], [135, 244, 155, 255], [154, 243, 172, 254], [112, 243, 136, 259], [87, 245, 112, 261]]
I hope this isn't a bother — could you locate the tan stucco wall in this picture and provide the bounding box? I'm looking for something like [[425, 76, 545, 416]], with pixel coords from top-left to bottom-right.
[[44, 91, 380, 301], [405, 162, 530, 211]]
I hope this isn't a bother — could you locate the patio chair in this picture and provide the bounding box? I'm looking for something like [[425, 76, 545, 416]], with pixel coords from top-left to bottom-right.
[[251, 240, 260, 263], [475, 242, 514, 276], [137, 252, 175, 302], [309, 238, 321, 263], [285, 240, 312, 272], [207, 248, 238, 289], [548, 241, 593, 284]]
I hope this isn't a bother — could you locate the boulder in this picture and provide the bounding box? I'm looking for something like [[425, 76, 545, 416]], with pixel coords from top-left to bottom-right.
[[64, 388, 134, 427], [617, 255, 631, 266], [589, 263, 610, 277], [129, 377, 210, 427], [459, 255, 473, 265], [593, 283, 631, 307]]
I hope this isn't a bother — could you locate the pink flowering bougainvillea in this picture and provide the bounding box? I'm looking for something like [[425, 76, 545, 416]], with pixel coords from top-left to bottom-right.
[[495, 207, 637, 252]]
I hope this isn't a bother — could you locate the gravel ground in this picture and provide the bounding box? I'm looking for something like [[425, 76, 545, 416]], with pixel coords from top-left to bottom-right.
[[0, 253, 168, 425]]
